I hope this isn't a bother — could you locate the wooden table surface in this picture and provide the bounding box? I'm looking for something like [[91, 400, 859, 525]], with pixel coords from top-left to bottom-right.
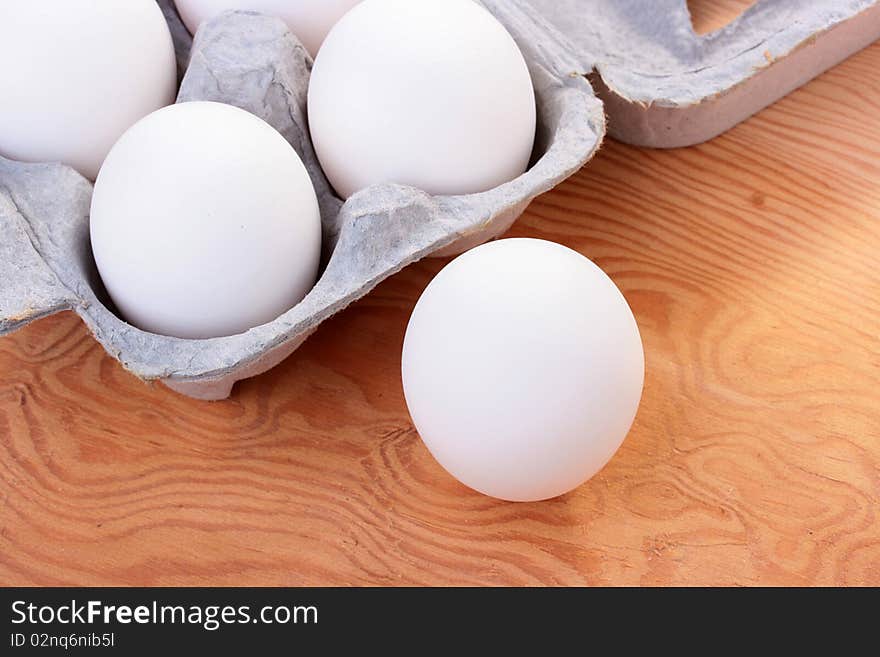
[[2, 18, 879, 587]]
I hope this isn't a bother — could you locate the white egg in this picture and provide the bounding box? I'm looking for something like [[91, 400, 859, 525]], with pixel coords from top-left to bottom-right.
[[401, 239, 645, 502], [173, 0, 361, 57], [0, 0, 176, 180], [90, 102, 322, 340], [308, 0, 537, 200]]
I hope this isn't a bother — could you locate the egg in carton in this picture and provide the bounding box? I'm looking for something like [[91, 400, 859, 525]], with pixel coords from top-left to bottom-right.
[[0, 0, 605, 400], [2, 0, 878, 401]]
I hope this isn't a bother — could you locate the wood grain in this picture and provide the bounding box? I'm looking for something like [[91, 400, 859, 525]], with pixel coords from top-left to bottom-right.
[[2, 39, 879, 587]]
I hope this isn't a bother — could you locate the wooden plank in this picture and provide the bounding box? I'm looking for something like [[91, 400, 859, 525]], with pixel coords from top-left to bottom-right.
[[0, 38, 878, 587]]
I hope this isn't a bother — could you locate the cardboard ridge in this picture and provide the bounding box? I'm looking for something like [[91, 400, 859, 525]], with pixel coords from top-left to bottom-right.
[[530, 0, 880, 146]]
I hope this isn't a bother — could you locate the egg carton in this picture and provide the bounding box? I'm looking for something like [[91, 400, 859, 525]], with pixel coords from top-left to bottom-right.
[[0, 0, 605, 400], [533, 0, 880, 146], [2, 0, 878, 401]]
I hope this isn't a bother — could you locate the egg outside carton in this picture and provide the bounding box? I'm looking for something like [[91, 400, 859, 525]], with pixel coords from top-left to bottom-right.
[[0, 0, 605, 400]]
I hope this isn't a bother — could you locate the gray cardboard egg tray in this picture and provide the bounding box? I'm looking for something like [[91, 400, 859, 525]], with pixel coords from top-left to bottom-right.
[[1, 0, 878, 400]]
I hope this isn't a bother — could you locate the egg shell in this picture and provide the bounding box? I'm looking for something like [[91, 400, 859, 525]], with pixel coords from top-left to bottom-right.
[[0, 0, 176, 180], [401, 239, 644, 502], [308, 0, 537, 199], [90, 102, 322, 340]]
